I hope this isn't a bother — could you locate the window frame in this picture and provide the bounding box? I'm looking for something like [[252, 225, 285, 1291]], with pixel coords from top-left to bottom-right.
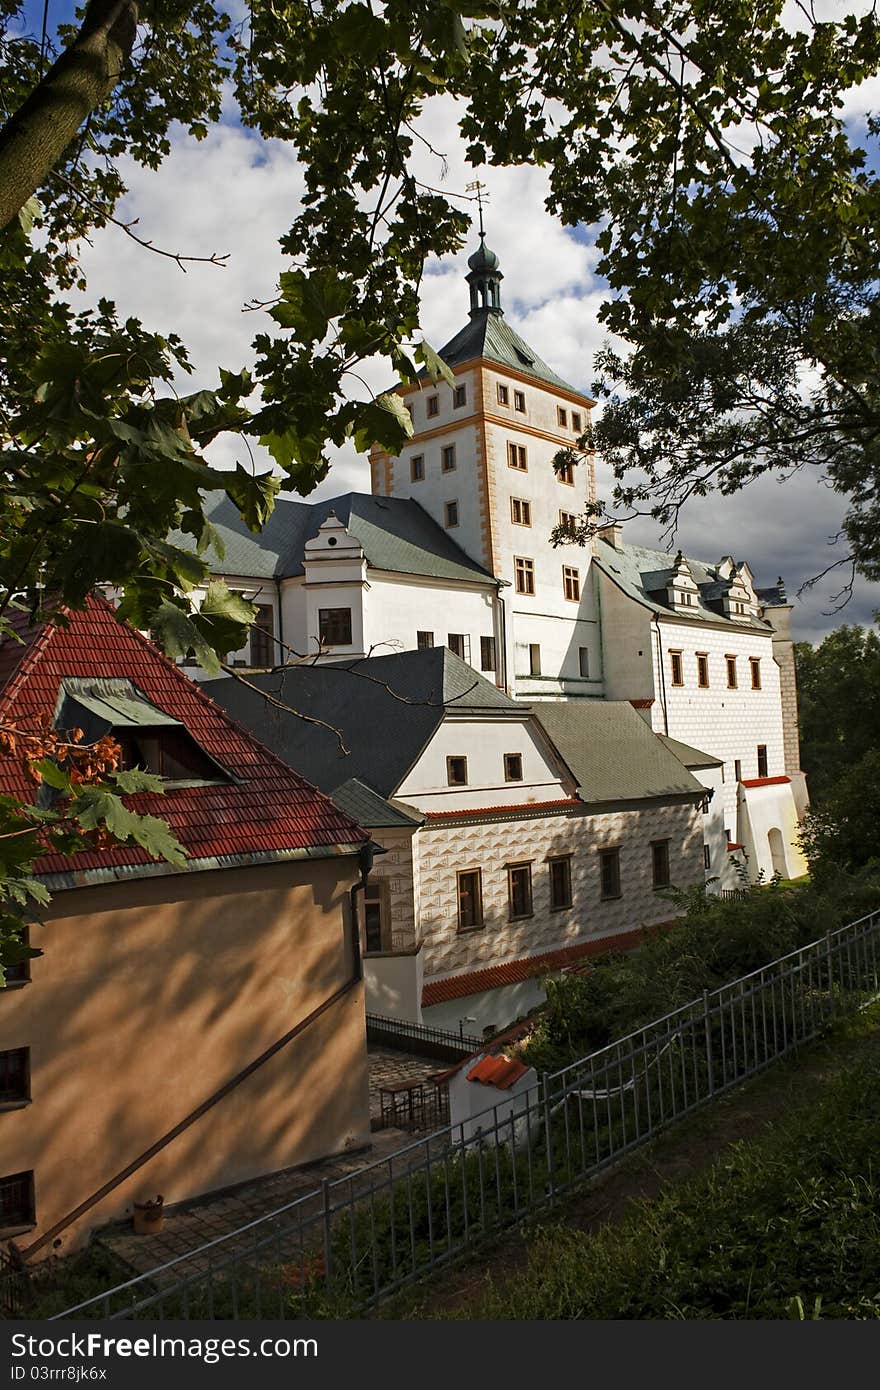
[[446, 755, 468, 786], [528, 643, 541, 676], [441, 443, 456, 472], [417, 630, 434, 649], [453, 383, 467, 409], [562, 565, 580, 602], [651, 839, 671, 890], [363, 879, 391, 954], [696, 652, 710, 688], [0, 1047, 30, 1108], [507, 441, 528, 471], [599, 847, 622, 901], [557, 406, 568, 428], [457, 869, 484, 932], [510, 497, 532, 526], [507, 862, 534, 920], [571, 411, 582, 433], [444, 499, 459, 529], [548, 855, 573, 911], [250, 603, 275, 668], [556, 459, 575, 485], [726, 654, 738, 689], [0, 1170, 35, 1234], [4, 927, 31, 988], [513, 390, 526, 413], [410, 453, 425, 482], [578, 647, 590, 678], [757, 744, 769, 778], [497, 383, 509, 406], [514, 556, 535, 595], [426, 394, 439, 418], [447, 633, 470, 663], [318, 607, 353, 648], [670, 650, 684, 687], [480, 635, 496, 672], [503, 752, 524, 783], [750, 657, 762, 689]]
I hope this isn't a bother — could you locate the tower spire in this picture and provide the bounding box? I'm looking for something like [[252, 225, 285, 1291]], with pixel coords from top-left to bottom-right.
[[465, 181, 503, 318]]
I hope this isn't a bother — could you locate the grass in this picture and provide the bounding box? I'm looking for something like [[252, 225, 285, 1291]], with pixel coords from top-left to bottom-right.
[[387, 1008, 880, 1319]]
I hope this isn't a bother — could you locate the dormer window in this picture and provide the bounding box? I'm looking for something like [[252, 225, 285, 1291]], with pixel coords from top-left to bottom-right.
[[119, 729, 223, 783], [319, 607, 353, 646]]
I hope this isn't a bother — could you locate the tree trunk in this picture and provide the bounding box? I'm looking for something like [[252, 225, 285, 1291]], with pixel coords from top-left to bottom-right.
[[0, 0, 138, 231]]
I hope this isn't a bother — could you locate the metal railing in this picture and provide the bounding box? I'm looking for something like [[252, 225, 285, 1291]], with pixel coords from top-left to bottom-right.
[[365, 1012, 483, 1059], [52, 907, 880, 1321]]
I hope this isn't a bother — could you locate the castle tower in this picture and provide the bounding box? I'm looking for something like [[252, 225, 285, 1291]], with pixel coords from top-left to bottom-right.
[[370, 237, 600, 700]]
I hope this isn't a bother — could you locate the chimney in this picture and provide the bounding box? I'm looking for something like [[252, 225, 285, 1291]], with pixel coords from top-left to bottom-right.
[[596, 522, 623, 550]]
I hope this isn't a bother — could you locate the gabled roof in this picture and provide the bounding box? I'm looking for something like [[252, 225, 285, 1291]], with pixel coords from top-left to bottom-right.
[[182, 493, 493, 587], [533, 701, 704, 806], [659, 734, 724, 771], [0, 597, 366, 883], [595, 539, 773, 632], [331, 778, 423, 830], [204, 647, 523, 802], [434, 311, 588, 399]]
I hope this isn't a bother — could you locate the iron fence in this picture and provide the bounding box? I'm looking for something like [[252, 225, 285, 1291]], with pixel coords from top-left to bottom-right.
[[365, 1012, 482, 1059], [53, 907, 880, 1321]]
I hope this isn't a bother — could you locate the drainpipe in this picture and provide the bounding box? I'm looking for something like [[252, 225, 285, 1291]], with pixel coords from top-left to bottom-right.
[[349, 839, 380, 981], [496, 580, 512, 694], [653, 613, 669, 735]]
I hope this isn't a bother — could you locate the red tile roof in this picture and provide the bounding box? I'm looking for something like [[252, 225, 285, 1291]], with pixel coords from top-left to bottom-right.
[[628, 698, 655, 709], [425, 797, 580, 822], [741, 775, 790, 789], [422, 927, 646, 1006], [0, 596, 367, 879], [466, 1054, 530, 1090]]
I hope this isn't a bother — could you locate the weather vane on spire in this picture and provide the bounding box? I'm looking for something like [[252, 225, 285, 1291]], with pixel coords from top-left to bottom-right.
[[466, 179, 489, 239]]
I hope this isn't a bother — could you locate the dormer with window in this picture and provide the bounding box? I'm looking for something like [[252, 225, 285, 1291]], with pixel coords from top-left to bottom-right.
[[55, 678, 232, 787], [722, 563, 758, 622], [666, 551, 700, 612]]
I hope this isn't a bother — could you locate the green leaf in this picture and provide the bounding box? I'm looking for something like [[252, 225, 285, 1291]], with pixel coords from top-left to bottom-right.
[[415, 341, 455, 387], [17, 197, 41, 234], [30, 760, 72, 793], [151, 599, 222, 677], [223, 464, 281, 532], [110, 768, 166, 795], [73, 788, 187, 866], [353, 393, 415, 453]]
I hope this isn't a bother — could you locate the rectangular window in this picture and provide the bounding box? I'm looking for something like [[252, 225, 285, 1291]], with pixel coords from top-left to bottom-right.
[[497, 383, 509, 406], [5, 928, 31, 987], [563, 566, 580, 601], [447, 755, 468, 786], [750, 657, 762, 689], [514, 390, 526, 412], [557, 406, 568, 428], [441, 444, 456, 471], [510, 497, 531, 526], [457, 870, 483, 930], [556, 459, 575, 485], [508, 863, 533, 919], [504, 752, 523, 782], [0, 1048, 30, 1105], [703, 844, 711, 871], [453, 384, 467, 408], [571, 411, 582, 433], [514, 557, 535, 595], [559, 509, 577, 531], [250, 604, 275, 668], [427, 394, 439, 418], [417, 630, 434, 649], [726, 655, 738, 688], [444, 500, 459, 528], [734, 758, 742, 782], [697, 653, 709, 688], [549, 856, 573, 910], [652, 840, 671, 889], [599, 848, 621, 901], [318, 607, 353, 647], [757, 744, 769, 778], [447, 633, 470, 662], [529, 643, 541, 676], [363, 882, 388, 954], [480, 635, 496, 672], [578, 647, 590, 678], [410, 454, 425, 481], [507, 442, 528, 471], [670, 650, 684, 686], [0, 1171, 34, 1231]]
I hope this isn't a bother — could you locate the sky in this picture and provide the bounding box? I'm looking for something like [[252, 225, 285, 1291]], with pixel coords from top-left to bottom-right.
[[51, 30, 880, 645]]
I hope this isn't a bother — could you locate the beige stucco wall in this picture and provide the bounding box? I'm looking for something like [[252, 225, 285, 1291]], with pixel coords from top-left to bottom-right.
[[0, 857, 370, 1259]]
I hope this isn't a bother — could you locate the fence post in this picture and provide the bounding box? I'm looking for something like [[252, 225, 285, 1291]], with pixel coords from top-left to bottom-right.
[[321, 1179, 333, 1291], [826, 931, 835, 1017], [703, 990, 714, 1098], [542, 1073, 555, 1197]]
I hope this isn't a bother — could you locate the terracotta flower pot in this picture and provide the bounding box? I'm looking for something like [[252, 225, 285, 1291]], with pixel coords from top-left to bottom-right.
[[132, 1195, 164, 1235]]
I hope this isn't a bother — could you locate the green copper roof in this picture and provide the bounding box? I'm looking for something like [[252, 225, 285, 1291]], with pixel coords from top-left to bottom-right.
[[595, 538, 773, 633], [177, 493, 493, 587], [436, 311, 588, 398]]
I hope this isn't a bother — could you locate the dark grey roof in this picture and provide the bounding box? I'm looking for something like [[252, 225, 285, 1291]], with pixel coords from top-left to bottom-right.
[[595, 539, 772, 632], [533, 701, 704, 805], [331, 778, 423, 829], [203, 647, 520, 800], [179, 493, 493, 586], [435, 312, 590, 399], [659, 734, 724, 770]]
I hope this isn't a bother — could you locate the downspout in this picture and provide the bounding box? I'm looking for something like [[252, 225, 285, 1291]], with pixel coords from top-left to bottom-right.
[[15, 841, 378, 1266], [496, 579, 511, 694], [653, 613, 669, 736]]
